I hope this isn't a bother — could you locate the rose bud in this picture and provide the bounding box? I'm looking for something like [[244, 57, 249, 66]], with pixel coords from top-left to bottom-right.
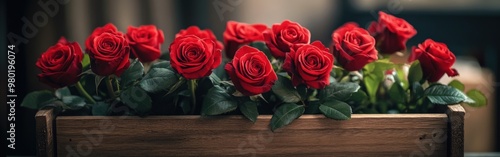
[[126, 25, 165, 62], [223, 21, 268, 59], [283, 41, 333, 89], [85, 23, 130, 76], [36, 37, 83, 88], [332, 22, 378, 71], [408, 39, 459, 82], [383, 69, 396, 89], [368, 11, 417, 54], [263, 20, 310, 59], [169, 35, 222, 80]]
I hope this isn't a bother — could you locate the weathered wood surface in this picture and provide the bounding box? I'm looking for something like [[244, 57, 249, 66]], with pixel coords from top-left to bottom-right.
[[447, 104, 466, 157], [55, 114, 450, 157], [36, 108, 56, 157]]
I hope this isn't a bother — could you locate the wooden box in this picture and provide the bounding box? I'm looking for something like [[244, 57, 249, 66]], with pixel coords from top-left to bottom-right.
[[36, 105, 464, 157]]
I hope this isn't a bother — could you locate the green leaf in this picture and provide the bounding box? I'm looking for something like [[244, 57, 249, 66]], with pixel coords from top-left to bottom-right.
[[319, 99, 352, 120], [388, 83, 406, 103], [249, 42, 271, 60], [347, 90, 368, 103], [363, 61, 375, 73], [139, 68, 178, 93], [448, 80, 465, 91], [120, 59, 144, 87], [150, 60, 171, 70], [369, 59, 394, 73], [270, 103, 305, 131], [424, 84, 474, 105], [408, 61, 423, 84], [209, 73, 221, 85], [364, 74, 381, 103], [329, 76, 336, 84], [21, 90, 57, 109], [272, 75, 301, 103], [240, 101, 259, 122], [62, 96, 86, 110], [120, 86, 152, 115], [363, 59, 395, 103], [319, 82, 360, 101], [466, 89, 487, 107], [55, 87, 71, 99], [201, 85, 238, 115], [411, 82, 424, 101], [395, 65, 409, 90], [82, 53, 90, 69], [277, 72, 288, 78], [92, 102, 110, 116], [332, 66, 346, 80]]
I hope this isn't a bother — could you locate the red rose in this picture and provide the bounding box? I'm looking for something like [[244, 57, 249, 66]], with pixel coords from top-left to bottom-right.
[[225, 45, 277, 96], [169, 35, 222, 80], [368, 11, 417, 54], [332, 22, 378, 71], [175, 26, 223, 51], [126, 25, 164, 62], [282, 41, 333, 89], [85, 23, 130, 76], [223, 21, 267, 59], [36, 37, 83, 88], [263, 20, 310, 59], [408, 39, 459, 82]]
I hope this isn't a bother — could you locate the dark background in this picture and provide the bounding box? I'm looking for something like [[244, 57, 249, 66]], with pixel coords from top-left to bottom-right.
[[3, 0, 499, 156]]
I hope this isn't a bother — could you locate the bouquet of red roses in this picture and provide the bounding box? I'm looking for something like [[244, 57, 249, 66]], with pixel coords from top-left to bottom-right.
[[22, 11, 486, 131]]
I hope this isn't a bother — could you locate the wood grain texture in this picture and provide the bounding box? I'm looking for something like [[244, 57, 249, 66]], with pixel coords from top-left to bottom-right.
[[56, 114, 450, 157], [36, 108, 56, 157], [447, 105, 465, 157]]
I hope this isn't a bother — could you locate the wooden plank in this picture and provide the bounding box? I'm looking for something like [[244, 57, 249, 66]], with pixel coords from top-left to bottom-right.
[[36, 108, 56, 157], [447, 105, 465, 157], [56, 114, 449, 157]]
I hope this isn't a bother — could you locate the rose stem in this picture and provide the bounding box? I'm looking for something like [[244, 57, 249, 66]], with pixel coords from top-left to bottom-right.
[[188, 79, 197, 114], [76, 81, 96, 104], [105, 76, 117, 98], [114, 77, 120, 92]]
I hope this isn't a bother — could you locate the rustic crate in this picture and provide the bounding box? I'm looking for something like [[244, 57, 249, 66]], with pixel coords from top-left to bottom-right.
[[36, 105, 464, 157]]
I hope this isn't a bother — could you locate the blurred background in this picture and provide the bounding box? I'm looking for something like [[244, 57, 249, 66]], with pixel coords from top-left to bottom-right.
[[2, 0, 499, 156]]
